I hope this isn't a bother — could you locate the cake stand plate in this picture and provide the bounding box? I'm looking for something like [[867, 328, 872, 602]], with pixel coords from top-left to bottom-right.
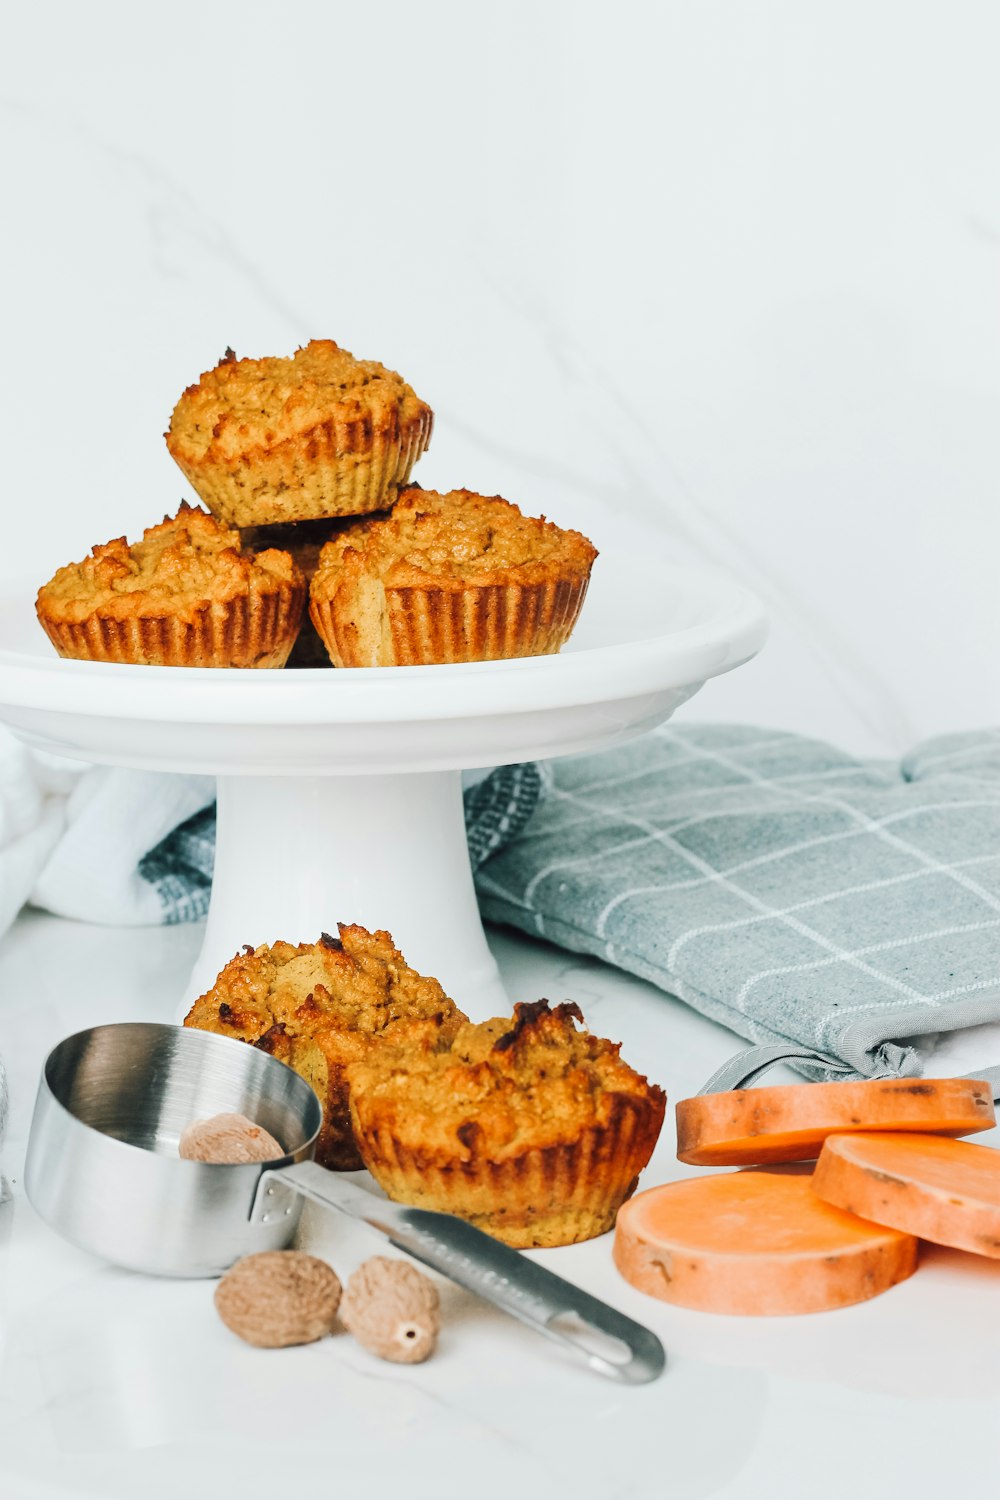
[[0, 553, 766, 1014]]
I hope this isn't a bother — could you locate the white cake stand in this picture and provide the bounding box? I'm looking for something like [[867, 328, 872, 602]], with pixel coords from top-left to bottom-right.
[[0, 553, 766, 1015]]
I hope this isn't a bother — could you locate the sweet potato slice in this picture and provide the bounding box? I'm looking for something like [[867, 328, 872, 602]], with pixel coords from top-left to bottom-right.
[[675, 1077, 995, 1167], [812, 1132, 1000, 1259], [613, 1166, 918, 1315]]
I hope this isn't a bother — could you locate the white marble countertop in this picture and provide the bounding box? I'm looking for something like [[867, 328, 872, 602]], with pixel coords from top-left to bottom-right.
[[1, 912, 998, 1500]]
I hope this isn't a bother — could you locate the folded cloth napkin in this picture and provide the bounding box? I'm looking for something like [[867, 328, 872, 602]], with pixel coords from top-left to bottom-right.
[[475, 725, 1000, 1084]]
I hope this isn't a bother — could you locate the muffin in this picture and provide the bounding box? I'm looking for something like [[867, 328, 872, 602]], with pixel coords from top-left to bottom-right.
[[183, 925, 467, 1170], [35, 503, 305, 668], [347, 1000, 665, 1247], [166, 340, 432, 527], [309, 487, 598, 667]]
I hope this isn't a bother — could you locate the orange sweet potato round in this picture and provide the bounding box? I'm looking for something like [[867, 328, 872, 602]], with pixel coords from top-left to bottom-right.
[[675, 1077, 995, 1167], [613, 1166, 918, 1315], [812, 1132, 1000, 1258]]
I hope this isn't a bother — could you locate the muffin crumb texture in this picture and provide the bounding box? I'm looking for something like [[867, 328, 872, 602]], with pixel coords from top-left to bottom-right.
[[214, 1251, 342, 1348], [183, 923, 466, 1170], [37, 504, 299, 618], [316, 487, 597, 585], [340, 1257, 440, 1364], [178, 1112, 284, 1165]]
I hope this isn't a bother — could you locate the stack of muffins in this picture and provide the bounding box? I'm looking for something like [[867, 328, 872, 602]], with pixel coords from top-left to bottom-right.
[[36, 339, 598, 670], [37, 341, 640, 1248]]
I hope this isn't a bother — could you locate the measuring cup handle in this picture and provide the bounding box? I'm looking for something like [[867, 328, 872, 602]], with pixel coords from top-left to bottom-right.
[[253, 1161, 664, 1385]]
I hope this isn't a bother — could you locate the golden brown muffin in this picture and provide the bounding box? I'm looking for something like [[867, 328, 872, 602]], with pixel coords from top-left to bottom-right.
[[183, 925, 467, 1169], [348, 1000, 665, 1247], [166, 340, 432, 527], [35, 502, 305, 668], [309, 486, 598, 667]]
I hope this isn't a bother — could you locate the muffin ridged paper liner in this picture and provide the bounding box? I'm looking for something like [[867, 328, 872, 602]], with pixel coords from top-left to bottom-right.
[[37, 579, 306, 668], [350, 1089, 665, 1248], [170, 410, 432, 528], [310, 572, 592, 668]]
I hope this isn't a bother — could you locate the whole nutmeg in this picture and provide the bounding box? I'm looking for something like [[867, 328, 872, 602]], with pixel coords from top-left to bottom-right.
[[215, 1251, 342, 1348], [179, 1112, 284, 1164], [340, 1256, 440, 1364]]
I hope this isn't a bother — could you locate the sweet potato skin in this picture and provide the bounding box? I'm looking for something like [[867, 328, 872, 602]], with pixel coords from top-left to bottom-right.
[[812, 1133, 1000, 1259], [676, 1077, 995, 1167], [613, 1166, 918, 1315]]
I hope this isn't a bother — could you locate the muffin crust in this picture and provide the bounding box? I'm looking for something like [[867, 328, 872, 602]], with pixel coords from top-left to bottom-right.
[[314, 487, 597, 590]]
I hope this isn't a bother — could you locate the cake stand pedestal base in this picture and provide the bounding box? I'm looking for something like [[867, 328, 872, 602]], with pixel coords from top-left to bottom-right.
[[0, 552, 767, 1021], [185, 770, 508, 1017]]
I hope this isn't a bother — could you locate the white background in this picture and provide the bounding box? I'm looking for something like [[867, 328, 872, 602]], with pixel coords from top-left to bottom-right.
[[3, 0, 998, 757]]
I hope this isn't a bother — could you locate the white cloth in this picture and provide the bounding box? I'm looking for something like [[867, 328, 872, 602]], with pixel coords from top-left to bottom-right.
[[0, 734, 214, 929], [31, 762, 214, 926]]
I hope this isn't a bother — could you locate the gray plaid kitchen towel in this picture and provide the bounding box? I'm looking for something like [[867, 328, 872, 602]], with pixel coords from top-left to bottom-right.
[[474, 725, 1000, 1083]]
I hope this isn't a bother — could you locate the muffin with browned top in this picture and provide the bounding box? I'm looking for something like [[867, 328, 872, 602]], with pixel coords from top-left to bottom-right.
[[347, 1000, 665, 1247], [35, 502, 305, 667], [309, 486, 598, 667], [166, 340, 432, 527], [183, 925, 467, 1169]]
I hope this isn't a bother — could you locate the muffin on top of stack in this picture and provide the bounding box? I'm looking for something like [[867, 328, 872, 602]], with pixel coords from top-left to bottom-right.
[[166, 339, 433, 666], [166, 339, 433, 529]]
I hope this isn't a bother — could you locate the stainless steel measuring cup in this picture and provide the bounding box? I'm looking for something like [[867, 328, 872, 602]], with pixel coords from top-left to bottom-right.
[[25, 1022, 665, 1384]]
